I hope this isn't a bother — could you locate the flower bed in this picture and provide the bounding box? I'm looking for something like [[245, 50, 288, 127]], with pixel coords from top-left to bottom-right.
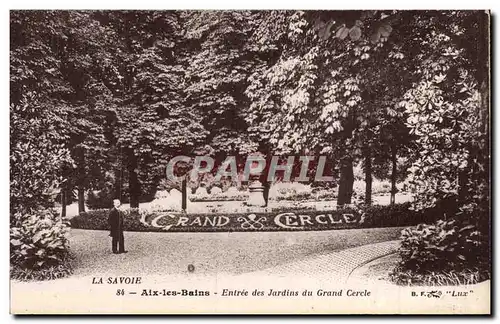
[[70, 203, 441, 233], [189, 194, 248, 202], [70, 208, 361, 232]]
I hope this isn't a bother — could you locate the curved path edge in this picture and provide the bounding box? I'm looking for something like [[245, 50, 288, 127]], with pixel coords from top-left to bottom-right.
[[240, 240, 401, 283]]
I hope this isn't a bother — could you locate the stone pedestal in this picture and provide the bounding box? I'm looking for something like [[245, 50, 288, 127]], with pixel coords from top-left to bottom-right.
[[247, 180, 266, 207]]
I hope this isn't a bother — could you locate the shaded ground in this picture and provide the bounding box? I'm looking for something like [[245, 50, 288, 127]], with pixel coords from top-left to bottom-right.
[[66, 227, 405, 278], [348, 253, 401, 284]]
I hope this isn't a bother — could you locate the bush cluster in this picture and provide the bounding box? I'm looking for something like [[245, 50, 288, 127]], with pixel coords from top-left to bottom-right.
[[10, 255, 74, 281], [71, 208, 151, 232], [389, 267, 490, 286], [10, 209, 73, 281], [390, 211, 490, 285]]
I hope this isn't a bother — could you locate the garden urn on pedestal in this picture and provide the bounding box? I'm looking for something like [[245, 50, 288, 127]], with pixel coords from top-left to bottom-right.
[[247, 180, 266, 207]]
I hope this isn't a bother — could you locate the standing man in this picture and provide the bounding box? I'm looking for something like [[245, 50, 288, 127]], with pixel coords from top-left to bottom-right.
[[108, 199, 127, 254]]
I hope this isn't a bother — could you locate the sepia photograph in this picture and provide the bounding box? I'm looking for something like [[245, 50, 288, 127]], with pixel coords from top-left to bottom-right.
[[9, 8, 491, 314]]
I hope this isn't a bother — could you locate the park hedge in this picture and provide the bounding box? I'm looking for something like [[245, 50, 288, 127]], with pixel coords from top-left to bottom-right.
[[70, 202, 442, 232], [360, 203, 441, 228]]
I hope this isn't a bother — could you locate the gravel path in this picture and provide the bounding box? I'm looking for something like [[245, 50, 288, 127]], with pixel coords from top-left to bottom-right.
[[66, 227, 404, 278], [240, 240, 400, 284], [11, 228, 405, 313], [347, 253, 401, 284]]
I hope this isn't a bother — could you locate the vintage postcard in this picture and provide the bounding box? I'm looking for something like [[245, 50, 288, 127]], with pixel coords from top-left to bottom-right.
[[9, 9, 491, 314]]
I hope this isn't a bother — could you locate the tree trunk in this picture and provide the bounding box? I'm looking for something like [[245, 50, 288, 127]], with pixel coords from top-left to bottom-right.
[[337, 158, 354, 206], [259, 155, 272, 207], [60, 188, 67, 221], [337, 108, 356, 207], [128, 149, 140, 208], [364, 147, 372, 205], [77, 147, 86, 213], [114, 149, 123, 201], [77, 187, 85, 213], [181, 176, 187, 212], [114, 166, 122, 201], [263, 182, 270, 207], [390, 144, 397, 205]]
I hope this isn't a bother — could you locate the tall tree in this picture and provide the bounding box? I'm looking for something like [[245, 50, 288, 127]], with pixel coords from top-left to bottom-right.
[[182, 11, 260, 167], [100, 11, 208, 207], [245, 10, 406, 205]]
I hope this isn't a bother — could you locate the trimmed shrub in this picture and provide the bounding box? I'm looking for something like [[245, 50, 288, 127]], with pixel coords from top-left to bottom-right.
[[275, 191, 312, 201], [360, 202, 440, 228], [271, 204, 314, 212], [189, 194, 248, 202], [269, 182, 313, 201], [10, 208, 73, 281], [70, 208, 150, 232], [314, 189, 337, 200]]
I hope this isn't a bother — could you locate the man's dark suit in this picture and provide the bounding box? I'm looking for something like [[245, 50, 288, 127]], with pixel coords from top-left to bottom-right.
[[108, 207, 125, 253]]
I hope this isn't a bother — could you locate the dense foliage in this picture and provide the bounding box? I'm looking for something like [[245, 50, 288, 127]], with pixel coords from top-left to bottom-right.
[[10, 10, 489, 282], [390, 218, 489, 285], [10, 95, 73, 214], [10, 209, 73, 280]]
